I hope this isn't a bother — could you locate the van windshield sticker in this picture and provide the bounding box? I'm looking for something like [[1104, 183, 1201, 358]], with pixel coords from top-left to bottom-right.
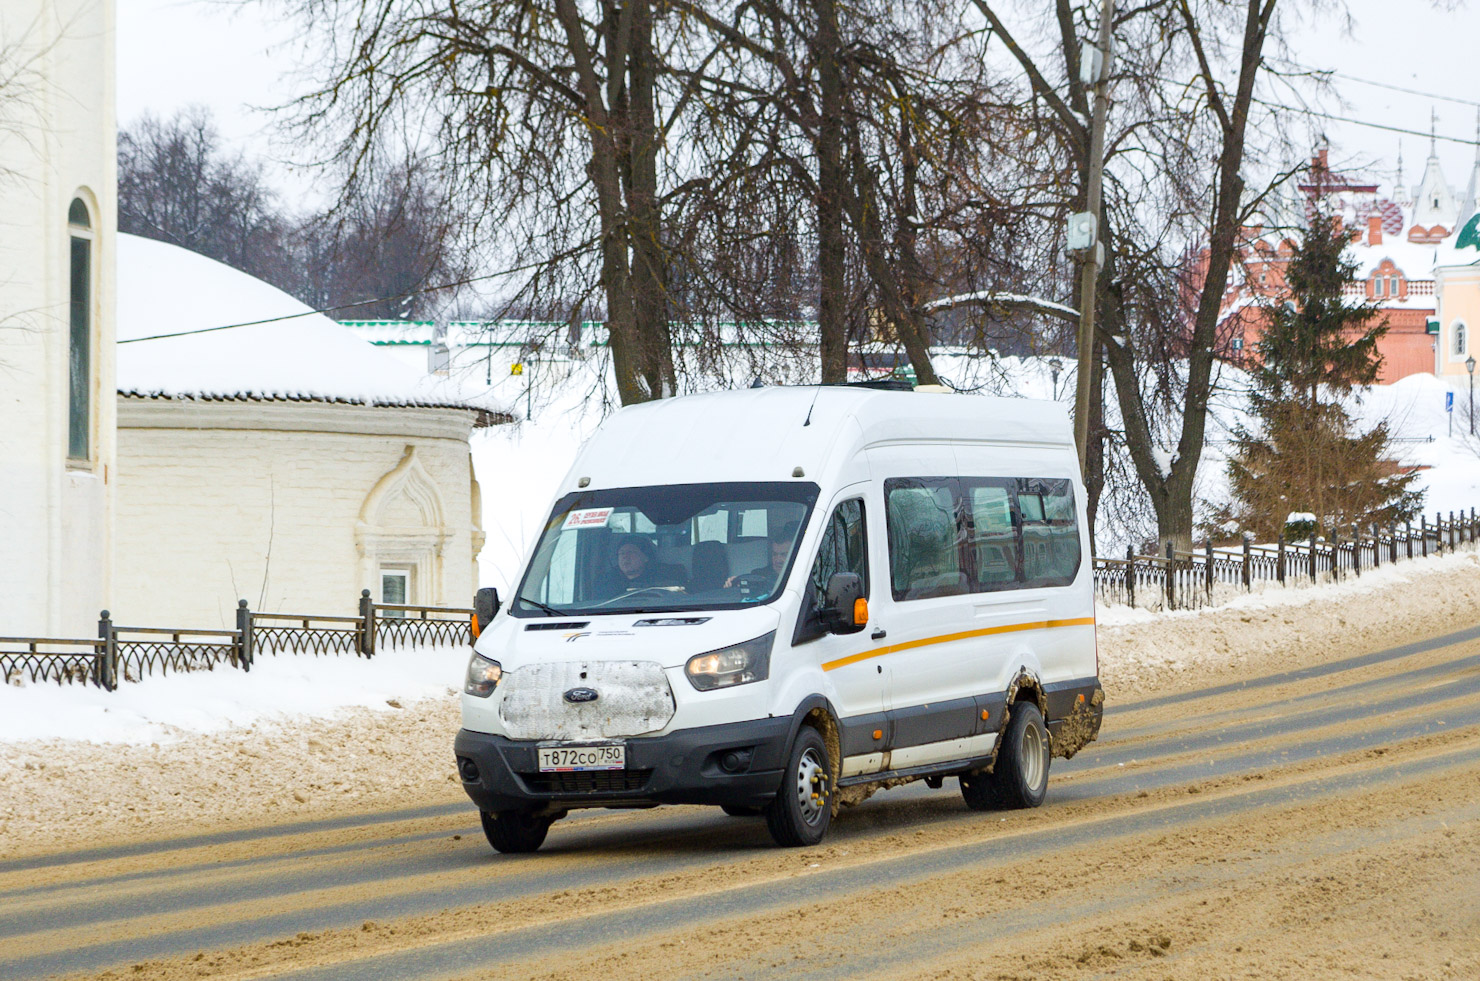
[[634, 617, 712, 627], [563, 507, 614, 530]]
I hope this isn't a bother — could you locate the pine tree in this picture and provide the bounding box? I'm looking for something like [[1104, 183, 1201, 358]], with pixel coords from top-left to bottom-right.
[[1225, 212, 1423, 540]]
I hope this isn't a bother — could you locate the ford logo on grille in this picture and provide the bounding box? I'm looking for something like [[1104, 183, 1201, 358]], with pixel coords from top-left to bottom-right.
[[563, 687, 600, 703]]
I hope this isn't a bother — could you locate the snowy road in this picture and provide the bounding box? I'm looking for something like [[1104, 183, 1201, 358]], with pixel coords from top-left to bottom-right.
[[5, 626, 1480, 981]]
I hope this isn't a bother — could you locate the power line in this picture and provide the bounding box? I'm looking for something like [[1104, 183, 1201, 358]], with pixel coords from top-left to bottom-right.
[[1154, 71, 1480, 147], [1270, 101, 1480, 148], [1326, 71, 1480, 110], [118, 266, 529, 344]]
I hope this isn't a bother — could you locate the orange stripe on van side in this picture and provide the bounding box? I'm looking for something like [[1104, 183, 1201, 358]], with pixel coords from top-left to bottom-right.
[[820, 616, 1096, 672]]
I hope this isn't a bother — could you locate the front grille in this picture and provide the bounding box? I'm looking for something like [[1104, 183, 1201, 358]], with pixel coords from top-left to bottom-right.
[[520, 769, 653, 794]]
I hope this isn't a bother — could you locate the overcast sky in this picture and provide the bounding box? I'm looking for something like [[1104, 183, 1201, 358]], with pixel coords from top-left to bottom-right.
[[118, 0, 1479, 207]]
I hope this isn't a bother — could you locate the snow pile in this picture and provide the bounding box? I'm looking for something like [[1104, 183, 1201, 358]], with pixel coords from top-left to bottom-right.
[[116, 235, 500, 413], [1097, 549, 1480, 695], [0, 644, 471, 745]]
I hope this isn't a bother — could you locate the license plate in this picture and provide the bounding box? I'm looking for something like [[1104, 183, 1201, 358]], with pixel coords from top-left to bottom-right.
[[537, 744, 625, 772]]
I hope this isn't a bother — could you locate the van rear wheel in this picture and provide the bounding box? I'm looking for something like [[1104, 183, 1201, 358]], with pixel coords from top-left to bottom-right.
[[480, 809, 554, 853], [961, 701, 1050, 811], [765, 727, 833, 846]]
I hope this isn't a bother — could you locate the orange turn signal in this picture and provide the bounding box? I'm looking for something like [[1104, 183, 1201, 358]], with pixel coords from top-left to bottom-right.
[[853, 598, 869, 626], [981, 709, 989, 721], [471, 613, 481, 639], [873, 729, 883, 740]]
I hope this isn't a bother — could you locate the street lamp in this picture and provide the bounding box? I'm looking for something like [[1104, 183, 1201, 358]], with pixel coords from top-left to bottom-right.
[[1467, 355, 1476, 435], [1049, 358, 1064, 401]]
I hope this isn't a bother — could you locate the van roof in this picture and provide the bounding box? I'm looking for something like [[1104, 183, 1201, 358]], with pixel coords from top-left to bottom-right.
[[560, 386, 1073, 496]]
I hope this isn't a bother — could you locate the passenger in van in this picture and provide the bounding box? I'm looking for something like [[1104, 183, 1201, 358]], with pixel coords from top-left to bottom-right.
[[726, 522, 799, 591]]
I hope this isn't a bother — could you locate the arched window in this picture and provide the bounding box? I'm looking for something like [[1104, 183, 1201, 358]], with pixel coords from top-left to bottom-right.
[[67, 197, 93, 461], [1456, 322, 1468, 358]]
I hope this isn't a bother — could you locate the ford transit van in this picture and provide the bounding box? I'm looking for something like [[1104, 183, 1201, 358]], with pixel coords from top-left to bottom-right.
[[455, 386, 1103, 851]]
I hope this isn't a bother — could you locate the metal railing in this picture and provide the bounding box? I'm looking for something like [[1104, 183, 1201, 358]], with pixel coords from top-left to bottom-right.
[[1094, 508, 1480, 611], [2, 590, 475, 690], [0, 636, 108, 688]]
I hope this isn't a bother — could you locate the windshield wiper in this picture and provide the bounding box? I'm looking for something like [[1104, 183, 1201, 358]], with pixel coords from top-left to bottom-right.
[[519, 597, 573, 618]]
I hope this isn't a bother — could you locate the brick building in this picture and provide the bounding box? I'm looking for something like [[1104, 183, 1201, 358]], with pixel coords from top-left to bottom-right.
[[1218, 140, 1480, 383]]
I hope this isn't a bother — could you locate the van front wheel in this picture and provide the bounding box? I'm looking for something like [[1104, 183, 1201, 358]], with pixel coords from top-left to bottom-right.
[[480, 809, 553, 853], [765, 727, 833, 847], [961, 702, 1050, 811]]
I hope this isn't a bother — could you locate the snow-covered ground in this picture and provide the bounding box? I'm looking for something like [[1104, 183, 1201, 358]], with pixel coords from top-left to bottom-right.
[[0, 645, 469, 745]]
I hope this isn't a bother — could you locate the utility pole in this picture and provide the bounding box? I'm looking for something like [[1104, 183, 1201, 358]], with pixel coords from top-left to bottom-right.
[[1072, 0, 1115, 476]]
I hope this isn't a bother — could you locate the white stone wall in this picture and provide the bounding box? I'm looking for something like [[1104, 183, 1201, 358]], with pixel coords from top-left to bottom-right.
[[0, 0, 117, 636], [113, 399, 482, 628]]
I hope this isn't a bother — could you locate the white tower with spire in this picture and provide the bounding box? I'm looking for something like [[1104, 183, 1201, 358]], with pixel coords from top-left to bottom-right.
[[1411, 109, 1460, 241]]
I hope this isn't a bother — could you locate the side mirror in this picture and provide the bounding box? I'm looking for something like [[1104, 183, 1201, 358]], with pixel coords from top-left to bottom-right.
[[472, 587, 501, 639], [821, 573, 867, 635]]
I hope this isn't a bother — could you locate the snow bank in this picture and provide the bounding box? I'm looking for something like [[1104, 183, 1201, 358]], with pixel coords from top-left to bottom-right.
[[1097, 548, 1480, 696], [0, 644, 471, 745]]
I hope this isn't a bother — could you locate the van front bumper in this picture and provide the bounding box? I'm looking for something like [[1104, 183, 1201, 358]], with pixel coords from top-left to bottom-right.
[[454, 717, 792, 814]]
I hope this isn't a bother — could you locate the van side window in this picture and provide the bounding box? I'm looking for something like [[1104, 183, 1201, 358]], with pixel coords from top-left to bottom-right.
[[795, 499, 868, 643], [885, 478, 967, 601], [967, 482, 1019, 587], [1017, 478, 1080, 587]]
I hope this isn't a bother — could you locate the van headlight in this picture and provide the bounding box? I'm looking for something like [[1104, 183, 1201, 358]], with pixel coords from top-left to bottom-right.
[[686, 632, 774, 691], [464, 654, 503, 697]]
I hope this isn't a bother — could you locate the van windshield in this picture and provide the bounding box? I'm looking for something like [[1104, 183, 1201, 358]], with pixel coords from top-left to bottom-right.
[[512, 482, 819, 616]]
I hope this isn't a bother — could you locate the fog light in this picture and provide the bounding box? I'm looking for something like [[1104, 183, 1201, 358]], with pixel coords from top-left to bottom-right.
[[720, 749, 753, 773], [457, 756, 480, 782]]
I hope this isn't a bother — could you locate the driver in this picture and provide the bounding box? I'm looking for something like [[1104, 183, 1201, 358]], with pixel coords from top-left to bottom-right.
[[613, 537, 661, 590], [727, 522, 798, 589]]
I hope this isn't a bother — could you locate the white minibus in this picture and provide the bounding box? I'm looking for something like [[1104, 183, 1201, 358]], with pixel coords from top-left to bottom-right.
[[455, 385, 1103, 851]]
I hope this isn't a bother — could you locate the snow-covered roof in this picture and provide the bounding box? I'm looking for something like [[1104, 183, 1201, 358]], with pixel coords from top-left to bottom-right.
[[1349, 236, 1444, 279], [116, 235, 506, 422]]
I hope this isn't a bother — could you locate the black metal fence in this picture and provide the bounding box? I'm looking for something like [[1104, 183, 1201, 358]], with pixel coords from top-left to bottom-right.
[[1094, 508, 1480, 611], [1, 590, 474, 690]]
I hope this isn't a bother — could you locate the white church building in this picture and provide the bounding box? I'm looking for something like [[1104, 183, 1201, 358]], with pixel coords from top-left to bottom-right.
[[0, 0, 117, 637], [0, 2, 500, 636], [114, 235, 499, 627]]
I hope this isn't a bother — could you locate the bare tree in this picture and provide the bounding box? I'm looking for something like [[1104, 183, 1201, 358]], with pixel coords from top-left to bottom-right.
[[295, 160, 466, 319], [281, 0, 707, 404], [972, 0, 1303, 549], [669, 0, 1020, 387], [118, 107, 295, 288]]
